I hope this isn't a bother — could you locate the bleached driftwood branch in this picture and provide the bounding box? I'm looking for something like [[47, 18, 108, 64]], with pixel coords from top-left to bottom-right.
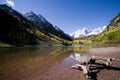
[[71, 64, 89, 75], [81, 56, 115, 66], [71, 56, 117, 79], [71, 64, 91, 78]]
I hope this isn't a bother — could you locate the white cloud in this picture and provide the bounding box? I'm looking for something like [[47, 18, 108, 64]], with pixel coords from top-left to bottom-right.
[[6, 0, 14, 7]]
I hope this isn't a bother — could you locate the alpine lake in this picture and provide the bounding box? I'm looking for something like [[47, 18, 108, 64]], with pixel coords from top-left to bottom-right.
[[0, 44, 120, 80]]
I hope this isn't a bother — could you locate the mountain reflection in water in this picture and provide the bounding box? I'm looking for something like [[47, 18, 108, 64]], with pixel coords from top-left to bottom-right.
[[0, 46, 88, 80], [70, 52, 88, 62]]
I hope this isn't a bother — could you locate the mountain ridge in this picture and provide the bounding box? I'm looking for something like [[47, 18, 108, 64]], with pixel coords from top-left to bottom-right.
[[70, 26, 106, 38], [24, 11, 72, 41], [0, 4, 72, 46]]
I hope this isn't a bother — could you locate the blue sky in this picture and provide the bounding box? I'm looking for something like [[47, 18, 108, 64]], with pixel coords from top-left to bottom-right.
[[0, 0, 120, 34]]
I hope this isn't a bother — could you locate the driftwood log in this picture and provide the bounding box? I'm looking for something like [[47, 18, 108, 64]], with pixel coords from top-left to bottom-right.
[[81, 56, 115, 66], [71, 64, 89, 75], [71, 56, 117, 79], [71, 64, 91, 78]]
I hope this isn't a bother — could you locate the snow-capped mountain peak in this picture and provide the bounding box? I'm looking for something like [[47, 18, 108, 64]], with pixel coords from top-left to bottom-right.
[[70, 28, 89, 38], [87, 26, 106, 36], [70, 26, 106, 38], [24, 11, 48, 24]]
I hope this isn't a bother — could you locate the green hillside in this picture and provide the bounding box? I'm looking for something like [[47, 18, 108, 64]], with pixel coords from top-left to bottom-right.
[[92, 28, 120, 44], [92, 13, 120, 43], [91, 13, 120, 44], [72, 13, 120, 45]]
